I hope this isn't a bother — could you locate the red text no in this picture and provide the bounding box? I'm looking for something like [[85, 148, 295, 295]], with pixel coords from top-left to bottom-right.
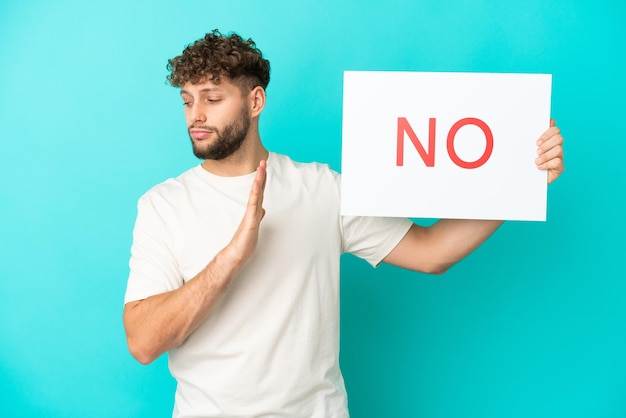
[[397, 117, 494, 169]]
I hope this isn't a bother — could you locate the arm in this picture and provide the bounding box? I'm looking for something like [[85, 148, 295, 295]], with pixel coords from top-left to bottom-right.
[[383, 219, 503, 274], [383, 120, 564, 274], [123, 160, 267, 365]]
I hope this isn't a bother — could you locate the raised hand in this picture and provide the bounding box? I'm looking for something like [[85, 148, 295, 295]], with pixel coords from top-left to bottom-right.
[[223, 160, 267, 266]]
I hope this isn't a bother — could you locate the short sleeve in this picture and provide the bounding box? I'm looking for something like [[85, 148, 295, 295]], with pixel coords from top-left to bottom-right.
[[124, 196, 184, 304], [341, 215, 413, 267]]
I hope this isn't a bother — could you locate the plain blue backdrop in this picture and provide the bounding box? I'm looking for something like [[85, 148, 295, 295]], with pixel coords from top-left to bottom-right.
[[1, 1, 624, 417]]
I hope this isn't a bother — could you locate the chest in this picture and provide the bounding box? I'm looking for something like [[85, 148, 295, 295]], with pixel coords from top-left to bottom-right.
[[162, 178, 342, 282]]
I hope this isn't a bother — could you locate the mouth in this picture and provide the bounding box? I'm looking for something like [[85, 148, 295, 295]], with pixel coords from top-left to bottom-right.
[[189, 128, 214, 140]]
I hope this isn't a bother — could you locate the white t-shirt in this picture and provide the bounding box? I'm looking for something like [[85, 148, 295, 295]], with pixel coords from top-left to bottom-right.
[[125, 152, 412, 418]]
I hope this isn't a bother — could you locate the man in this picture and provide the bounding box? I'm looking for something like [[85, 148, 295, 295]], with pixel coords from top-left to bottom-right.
[[123, 30, 564, 418]]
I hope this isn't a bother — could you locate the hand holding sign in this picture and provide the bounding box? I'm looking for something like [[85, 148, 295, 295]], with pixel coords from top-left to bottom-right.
[[536, 119, 564, 184]]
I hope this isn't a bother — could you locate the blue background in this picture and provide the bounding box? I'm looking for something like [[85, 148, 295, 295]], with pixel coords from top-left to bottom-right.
[[1, 1, 624, 417]]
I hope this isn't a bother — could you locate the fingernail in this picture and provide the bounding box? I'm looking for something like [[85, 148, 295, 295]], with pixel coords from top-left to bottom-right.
[[535, 157, 542, 164]]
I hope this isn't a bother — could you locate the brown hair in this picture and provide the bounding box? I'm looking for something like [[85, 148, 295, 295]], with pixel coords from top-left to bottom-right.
[[166, 29, 270, 92]]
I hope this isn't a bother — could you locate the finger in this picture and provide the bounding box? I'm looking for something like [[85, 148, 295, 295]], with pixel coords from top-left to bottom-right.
[[258, 160, 267, 194], [536, 145, 563, 167], [537, 133, 563, 157], [550, 118, 556, 128], [256, 160, 267, 203], [538, 157, 563, 171], [537, 126, 560, 145], [247, 160, 267, 220], [256, 161, 267, 218]]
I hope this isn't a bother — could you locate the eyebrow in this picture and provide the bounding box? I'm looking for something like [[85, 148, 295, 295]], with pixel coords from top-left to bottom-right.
[[180, 87, 222, 96]]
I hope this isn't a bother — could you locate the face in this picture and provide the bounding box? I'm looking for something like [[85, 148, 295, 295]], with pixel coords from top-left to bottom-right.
[[180, 79, 251, 161]]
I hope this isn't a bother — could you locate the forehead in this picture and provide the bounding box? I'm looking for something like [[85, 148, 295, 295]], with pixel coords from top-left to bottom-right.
[[180, 78, 240, 96]]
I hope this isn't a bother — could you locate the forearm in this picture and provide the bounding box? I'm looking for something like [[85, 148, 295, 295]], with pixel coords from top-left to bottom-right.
[[427, 219, 503, 270], [384, 219, 503, 274], [123, 250, 241, 365]]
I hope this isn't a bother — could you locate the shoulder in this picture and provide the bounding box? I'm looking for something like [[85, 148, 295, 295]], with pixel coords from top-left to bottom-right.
[[268, 152, 339, 185], [137, 165, 201, 206]]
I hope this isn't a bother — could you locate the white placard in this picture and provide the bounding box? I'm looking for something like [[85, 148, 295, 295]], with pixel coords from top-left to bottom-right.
[[340, 71, 552, 221]]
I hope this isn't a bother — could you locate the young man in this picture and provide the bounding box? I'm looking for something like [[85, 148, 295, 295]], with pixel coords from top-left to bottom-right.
[[123, 30, 564, 418]]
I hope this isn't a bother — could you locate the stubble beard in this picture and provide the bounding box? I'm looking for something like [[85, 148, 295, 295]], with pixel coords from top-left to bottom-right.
[[189, 106, 251, 161]]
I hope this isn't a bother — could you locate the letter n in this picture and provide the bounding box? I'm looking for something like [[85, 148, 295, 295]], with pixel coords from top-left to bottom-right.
[[397, 117, 436, 167]]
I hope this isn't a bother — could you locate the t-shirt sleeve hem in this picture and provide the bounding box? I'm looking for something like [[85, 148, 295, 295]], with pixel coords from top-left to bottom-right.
[[368, 219, 413, 267], [123, 284, 169, 305]]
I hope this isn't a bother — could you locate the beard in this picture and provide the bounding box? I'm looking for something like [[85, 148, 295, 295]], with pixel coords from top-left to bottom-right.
[[189, 105, 251, 161]]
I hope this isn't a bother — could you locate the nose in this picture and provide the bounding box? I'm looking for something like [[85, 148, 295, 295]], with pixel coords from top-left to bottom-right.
[[190, 103, 206, 124]]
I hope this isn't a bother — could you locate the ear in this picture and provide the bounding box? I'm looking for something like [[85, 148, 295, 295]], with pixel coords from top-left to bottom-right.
[[249, 86, 266, 118]]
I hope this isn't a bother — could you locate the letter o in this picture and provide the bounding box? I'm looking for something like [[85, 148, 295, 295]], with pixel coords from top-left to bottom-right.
[[446, 118, 494, 169]]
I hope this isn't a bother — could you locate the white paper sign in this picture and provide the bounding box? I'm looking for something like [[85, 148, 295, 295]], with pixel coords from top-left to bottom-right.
[[340, 71, 552, 221]]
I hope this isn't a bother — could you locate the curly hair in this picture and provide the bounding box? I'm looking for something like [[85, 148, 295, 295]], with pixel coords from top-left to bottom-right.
[[167, 29, 270, 92]]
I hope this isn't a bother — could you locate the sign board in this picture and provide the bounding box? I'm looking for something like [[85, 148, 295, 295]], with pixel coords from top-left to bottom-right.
[[340, 71, 552, 221]]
